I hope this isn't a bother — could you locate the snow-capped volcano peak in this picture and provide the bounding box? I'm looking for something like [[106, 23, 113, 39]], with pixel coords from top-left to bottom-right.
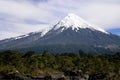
[[7, 13, 109, 40], [54, 13, 108, 34]]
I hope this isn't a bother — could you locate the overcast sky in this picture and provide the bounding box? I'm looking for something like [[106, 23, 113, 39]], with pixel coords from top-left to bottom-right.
[[0, 0, 120, 40]]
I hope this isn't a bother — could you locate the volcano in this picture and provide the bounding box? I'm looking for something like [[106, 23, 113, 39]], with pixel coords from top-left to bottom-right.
[[0, 13, 120, 53]]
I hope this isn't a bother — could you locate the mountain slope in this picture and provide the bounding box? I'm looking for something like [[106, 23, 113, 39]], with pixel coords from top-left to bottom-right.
[[0, 13, 120, 53]]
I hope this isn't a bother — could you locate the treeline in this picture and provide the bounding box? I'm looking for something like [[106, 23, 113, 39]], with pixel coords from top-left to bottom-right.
[[0, 50, 120, 79]]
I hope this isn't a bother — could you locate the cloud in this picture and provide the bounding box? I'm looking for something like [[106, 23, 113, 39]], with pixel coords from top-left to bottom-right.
[[76, 3, 120, 29], [0, 31, 21, 40], [0, 0, 52, 21], [0, 22, 49, 40], [0, 0, 120, 39]]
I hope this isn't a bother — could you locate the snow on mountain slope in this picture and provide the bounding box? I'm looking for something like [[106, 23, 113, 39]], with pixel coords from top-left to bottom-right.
[[54, 13, 108, 34]]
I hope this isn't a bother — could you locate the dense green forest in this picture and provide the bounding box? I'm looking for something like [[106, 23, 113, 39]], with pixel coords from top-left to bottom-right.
[[0, 50, 120, 80]]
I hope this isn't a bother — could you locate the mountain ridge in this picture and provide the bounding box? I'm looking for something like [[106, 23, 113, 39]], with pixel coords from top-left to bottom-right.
[[0, 13, 120, 53], [0, 13, 113, 41]]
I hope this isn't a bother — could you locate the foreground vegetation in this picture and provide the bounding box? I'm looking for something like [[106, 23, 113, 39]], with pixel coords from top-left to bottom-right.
[[0, 50, 120, 79]]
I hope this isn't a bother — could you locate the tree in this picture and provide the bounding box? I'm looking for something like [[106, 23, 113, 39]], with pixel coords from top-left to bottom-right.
[[79, 49, 86, 56], [23, 51, 35, 58]]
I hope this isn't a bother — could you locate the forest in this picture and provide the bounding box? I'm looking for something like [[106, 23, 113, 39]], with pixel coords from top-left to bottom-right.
[[0, 50, 120, 80]]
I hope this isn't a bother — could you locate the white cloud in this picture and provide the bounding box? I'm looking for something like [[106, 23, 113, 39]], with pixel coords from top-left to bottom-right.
[[0, 23, 49, 40], [13, 23, 49, 34], [0, 31, 21, 40], [76, 3, 120, 29], [0, 0, 55, 22]]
